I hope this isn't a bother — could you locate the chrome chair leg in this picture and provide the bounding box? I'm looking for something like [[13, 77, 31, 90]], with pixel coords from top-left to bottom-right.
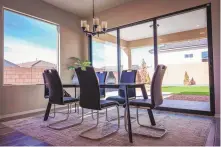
[[124, 107, 167, 138], [79, 105, 120, 140], [74, 103, 77, 113], [48, 103, 83, 130], [49, 103, 74, 119], [106, 106, 136, 123], [49, 104, 56, 118], [91, 110, 95, 120], [69, 104, 71, 113], [105, 108, 108, 121], [91, 109, 105, 120], [73, 102, 80, 114], [77, 104, 80, 114]]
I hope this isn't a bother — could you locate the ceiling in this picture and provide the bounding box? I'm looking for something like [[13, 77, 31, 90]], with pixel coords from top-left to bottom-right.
[[108, 9, 207, 41], [42, 0, 134, 18]]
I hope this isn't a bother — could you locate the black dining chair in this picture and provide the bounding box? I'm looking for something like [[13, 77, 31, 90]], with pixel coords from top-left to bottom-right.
[[124, 64, 167, 138], [105, 70, 137, 120], [75, 67, 120, 140], [96, 71, 107, 98], [90, 71, 107, 119], [43, 69, 81, 130], [43, 72, 75, 117], [106, 70, 137, 104]]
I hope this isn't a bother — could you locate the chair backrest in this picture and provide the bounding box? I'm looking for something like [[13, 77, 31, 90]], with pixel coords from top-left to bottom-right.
[[72, 73, 79, 84], [119, 70, 137, 98], [75, 67, 101, 110], [44, 69, 64, 105], [42, 72, 49, 98], [106, 71, 116, 84], [96, 71, 107, 97], [151, 64, 167, 107]]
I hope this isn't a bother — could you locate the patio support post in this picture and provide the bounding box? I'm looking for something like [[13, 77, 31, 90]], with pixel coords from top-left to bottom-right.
[[117, 28, 121, 81], [153, 19, 158, 69]]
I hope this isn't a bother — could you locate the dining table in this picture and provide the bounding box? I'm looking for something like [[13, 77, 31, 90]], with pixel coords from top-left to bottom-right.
[[44, 82, 148, 143]]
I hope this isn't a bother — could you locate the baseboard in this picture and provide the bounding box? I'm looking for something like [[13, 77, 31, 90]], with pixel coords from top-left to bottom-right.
[[215, 114, 220, 118], [0, 105, 67, 121]]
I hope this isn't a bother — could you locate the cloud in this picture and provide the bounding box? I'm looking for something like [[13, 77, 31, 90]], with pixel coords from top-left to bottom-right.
[[4, 36, 57, 64]]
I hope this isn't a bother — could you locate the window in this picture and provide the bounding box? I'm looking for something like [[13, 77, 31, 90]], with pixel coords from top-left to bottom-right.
[[90, 5, 213, 114], [92, 32, 119, 97], [4, 9, 59, 85], [201, 51, 208, 62], [184, 54, 193, 58], [92, 40, 117, 72]]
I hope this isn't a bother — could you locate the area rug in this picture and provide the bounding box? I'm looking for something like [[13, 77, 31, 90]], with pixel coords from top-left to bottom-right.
[[2, 109, 213, 146]]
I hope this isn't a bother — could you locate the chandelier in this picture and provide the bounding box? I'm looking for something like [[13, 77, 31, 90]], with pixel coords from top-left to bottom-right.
[[81, 0, 107, 36]]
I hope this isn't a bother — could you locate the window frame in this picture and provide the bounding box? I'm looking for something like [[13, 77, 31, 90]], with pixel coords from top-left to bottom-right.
[[2, 7, 60, 86], [88, 3, 215, 116]]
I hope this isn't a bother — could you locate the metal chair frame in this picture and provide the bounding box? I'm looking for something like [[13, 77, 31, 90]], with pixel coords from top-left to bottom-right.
[[124, 105, 167, 138], [105, 102, 137, 122], [79, 105, 120, 140], [47, 102, 82, 130], [49, 103, 78, 118]]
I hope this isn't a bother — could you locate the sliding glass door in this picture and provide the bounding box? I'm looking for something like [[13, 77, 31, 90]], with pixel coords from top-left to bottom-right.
[[90, 4, 214, 115], [119, 22, 155, 96], [156, 8, 211, 112]]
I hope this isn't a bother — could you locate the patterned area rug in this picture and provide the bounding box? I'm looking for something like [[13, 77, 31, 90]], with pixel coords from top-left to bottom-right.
[[2, 109, 213, 146]]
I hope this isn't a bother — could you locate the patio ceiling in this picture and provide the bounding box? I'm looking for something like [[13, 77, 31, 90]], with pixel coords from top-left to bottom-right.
[[94, 27, 207, 49], [108, 9, 207, 41]]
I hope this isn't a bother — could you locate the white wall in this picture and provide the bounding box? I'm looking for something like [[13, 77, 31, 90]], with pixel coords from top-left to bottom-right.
[[158, 48, 208, 64]]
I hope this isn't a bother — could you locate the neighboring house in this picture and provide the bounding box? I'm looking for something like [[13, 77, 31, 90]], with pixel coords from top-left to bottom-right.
[[4, 59, 19, 67], [18, 60, 56, 68], [148, 38, 208, 64]]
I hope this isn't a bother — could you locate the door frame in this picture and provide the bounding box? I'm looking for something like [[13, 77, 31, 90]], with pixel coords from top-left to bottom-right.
[[88, 3, 215, 116]]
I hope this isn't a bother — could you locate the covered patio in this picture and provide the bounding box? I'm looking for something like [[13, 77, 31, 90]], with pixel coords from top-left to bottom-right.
[[92, 9, 211, 112]]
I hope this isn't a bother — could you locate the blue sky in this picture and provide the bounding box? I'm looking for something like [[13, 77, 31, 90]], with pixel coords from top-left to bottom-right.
[[4, 10, 58, 64], [4, 9, 124, 67]]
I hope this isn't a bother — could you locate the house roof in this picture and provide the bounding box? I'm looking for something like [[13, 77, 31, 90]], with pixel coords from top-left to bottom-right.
[[18, 60, 56, 68], [4, 60, 19, 67]]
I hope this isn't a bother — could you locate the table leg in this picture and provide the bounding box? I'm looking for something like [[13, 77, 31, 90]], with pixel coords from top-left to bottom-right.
[[44, 102, 52, 121], [141, 84, 148, 99], [75, 87, 76, 98], [147, 109, 156, 126], [124, 86, 133, 143], [75, 87, 77, 113]]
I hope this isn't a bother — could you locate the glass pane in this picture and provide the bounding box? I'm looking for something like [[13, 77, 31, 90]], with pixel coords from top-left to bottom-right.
[[92, 31, 118, 97], [157, 8, 210, 111], [120, 21, 154, 97], [4, 9, 58, 85]]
